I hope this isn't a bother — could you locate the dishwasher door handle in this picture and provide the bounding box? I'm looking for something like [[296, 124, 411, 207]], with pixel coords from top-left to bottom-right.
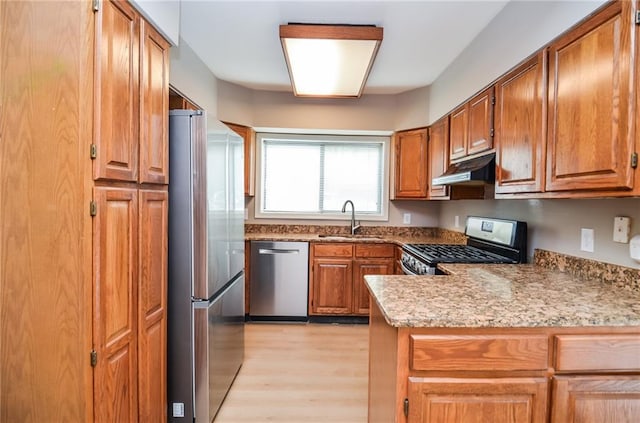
[[258, 248, 300, 255]]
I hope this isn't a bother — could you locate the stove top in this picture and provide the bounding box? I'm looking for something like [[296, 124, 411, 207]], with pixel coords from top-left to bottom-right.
[[403, 244, 517, 264], [400, 216, 527, 275]]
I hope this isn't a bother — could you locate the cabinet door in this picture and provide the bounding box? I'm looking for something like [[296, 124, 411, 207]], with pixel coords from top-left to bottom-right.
[[495, 52, 546, 194], [310, 258, 353, 315], [139, 19, 169, 184], [428, 116, 450, 199], [547, 1, 635, 192], [353, 259, 393, 315], [449, 104, 468, 161], [552, 376, 640, 423], [93, 187, 138, 423], [225, 122, 256, 196], [467, 86, 495, 156], [138, 189, 168, 423], [394, 128, 428, 199], [94, 0, 139, 182], [408, 377, 548, 423]]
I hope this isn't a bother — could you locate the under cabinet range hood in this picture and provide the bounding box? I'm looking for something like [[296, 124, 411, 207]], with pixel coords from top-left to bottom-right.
[[432, 153, 496, 186]]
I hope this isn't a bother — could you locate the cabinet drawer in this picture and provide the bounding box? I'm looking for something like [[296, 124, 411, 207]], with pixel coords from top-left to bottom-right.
[[555, 334, 640, 372], [355, 244, 394, 258], [313, 243, 353, 258], [410, 335, 549, 371]]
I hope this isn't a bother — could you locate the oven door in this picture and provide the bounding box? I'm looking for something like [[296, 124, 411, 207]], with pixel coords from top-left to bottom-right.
[[400, 260, 419, 275]]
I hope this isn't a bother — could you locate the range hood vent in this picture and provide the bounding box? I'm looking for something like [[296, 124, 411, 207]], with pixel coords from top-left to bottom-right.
[[432, 153, 495, 186]]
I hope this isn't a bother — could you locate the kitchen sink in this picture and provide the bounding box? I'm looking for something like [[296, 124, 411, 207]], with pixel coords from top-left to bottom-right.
[[317, 234, 383, 240]]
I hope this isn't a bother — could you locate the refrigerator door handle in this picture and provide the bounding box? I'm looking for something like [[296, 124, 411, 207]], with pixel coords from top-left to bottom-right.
[[192, 298, 210, 309], [258, 248, 300, 255]]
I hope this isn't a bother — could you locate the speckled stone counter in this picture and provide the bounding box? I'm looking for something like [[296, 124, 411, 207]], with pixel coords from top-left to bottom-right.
[[244, 224, 467, 245], [365, 262, 640, 328]]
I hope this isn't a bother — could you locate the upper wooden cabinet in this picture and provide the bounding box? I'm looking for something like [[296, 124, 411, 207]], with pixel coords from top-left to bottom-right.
[[428, 117, 450, 199], [224, 122, 256, 196], [94, 0, 169, 184], [546, 0, 636, 193], [449, 86, 495, 162], [495, 51, 547, 195], [393, 128, 429, 199], [139, 20, 170, 184], [94, 0, 140, 182]]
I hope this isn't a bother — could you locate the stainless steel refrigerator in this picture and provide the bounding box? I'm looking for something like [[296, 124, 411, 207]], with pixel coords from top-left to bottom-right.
[[168, 110, 245, 422]]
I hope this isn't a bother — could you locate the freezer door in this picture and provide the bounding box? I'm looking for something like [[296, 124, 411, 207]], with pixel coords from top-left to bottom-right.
[[198, 276, 244, 422]]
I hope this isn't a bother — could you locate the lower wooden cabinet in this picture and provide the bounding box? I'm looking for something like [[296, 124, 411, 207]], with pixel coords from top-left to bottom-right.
[[137, 189, 168, 423], [408, 377, 548, 423], [309, 243, 393, 316], [368, 301, 640, 423], [551, 376, 640, 423], [93, 186, 168, 423], [93, 187, 138, 422], [311, 257, 354, 314]]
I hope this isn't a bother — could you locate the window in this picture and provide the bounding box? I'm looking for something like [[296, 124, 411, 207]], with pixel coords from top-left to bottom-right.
[[255, 133, 390, 220]]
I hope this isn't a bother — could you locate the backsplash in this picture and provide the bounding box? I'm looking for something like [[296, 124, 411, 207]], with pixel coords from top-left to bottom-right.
[[244, 224, 467, 243], [534, 249, 640, 291]]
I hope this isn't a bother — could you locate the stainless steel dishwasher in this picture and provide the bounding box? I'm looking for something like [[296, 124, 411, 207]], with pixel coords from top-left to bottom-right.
[[249, 241, 309, 321]]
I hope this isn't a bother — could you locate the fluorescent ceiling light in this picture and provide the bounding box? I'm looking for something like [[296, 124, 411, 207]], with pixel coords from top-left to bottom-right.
[[280, 24, 383, 98]]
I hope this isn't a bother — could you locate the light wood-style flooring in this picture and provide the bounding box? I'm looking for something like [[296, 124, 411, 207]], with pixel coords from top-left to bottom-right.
[[214, 323, 369, 423]]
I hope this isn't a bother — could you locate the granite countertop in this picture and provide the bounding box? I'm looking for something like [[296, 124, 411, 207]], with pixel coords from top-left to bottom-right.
[[365, 263, 640, 328], [244, 224, 469, 246], [245, 232, 459, 245]]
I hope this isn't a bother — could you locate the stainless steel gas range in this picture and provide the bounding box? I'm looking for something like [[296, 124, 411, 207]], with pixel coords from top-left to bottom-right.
[[401, 216, 528, 275]]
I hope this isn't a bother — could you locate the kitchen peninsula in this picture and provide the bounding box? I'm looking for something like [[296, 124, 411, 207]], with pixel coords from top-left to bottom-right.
[[365, 251, 640, 423]]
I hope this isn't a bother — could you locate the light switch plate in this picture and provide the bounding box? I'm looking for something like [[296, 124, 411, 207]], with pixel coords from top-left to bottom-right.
[[613, 216, 631, 243], [580, 228, 594, 253]]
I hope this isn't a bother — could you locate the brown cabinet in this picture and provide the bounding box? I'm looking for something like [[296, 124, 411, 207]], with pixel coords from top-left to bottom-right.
[[94, 0, 169, 185], [92, 2, 170, 421], [353, 244, 395, 315], [137, 188, 168, 423], [449, 87, 495, 162], [224, 122, 256, 196], [546, 0, 636, 193], [368, 301, 640, 423], [408, 377, 548, 423], [495, 51, 547, 195], [427, 117, 450, 199], [309, 243, 393, 316], [93, 187, 139, 423], [1, 1, 169, 421], [552, 376, 640, 423], [94, 0, 140, 182], [393, 128, 429, 199], [139, 20, 170, 185]]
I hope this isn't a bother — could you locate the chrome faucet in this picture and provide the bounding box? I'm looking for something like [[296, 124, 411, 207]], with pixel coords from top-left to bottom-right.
[[341, 200, 361, 235]]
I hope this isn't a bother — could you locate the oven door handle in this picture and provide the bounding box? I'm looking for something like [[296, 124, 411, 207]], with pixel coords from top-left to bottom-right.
[[399, 261, 418, 275]]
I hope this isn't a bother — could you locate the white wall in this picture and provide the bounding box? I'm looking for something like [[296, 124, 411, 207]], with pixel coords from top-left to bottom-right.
[[428, 0, 607, 123], [439, 199, 640, 269], [169, 38, 219, 117], [130, 0, 180, 46], [394, 85, 430, 130]]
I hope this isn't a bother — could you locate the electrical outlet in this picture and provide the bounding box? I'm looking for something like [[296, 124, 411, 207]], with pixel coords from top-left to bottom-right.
[[580, 228, 595, 253], [403, 213, 411, 225], [454, 215, 460, 228], [613, 216, 631, 243]]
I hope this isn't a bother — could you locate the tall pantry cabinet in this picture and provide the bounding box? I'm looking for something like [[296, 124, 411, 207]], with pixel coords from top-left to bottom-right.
[[0, 0, 170, 422]]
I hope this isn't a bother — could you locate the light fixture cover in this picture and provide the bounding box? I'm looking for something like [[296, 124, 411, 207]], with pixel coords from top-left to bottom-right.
[[280, 24, 383, 98]]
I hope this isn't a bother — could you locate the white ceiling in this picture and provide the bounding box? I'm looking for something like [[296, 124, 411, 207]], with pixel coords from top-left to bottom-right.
[[179, 1, 509, 95]]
